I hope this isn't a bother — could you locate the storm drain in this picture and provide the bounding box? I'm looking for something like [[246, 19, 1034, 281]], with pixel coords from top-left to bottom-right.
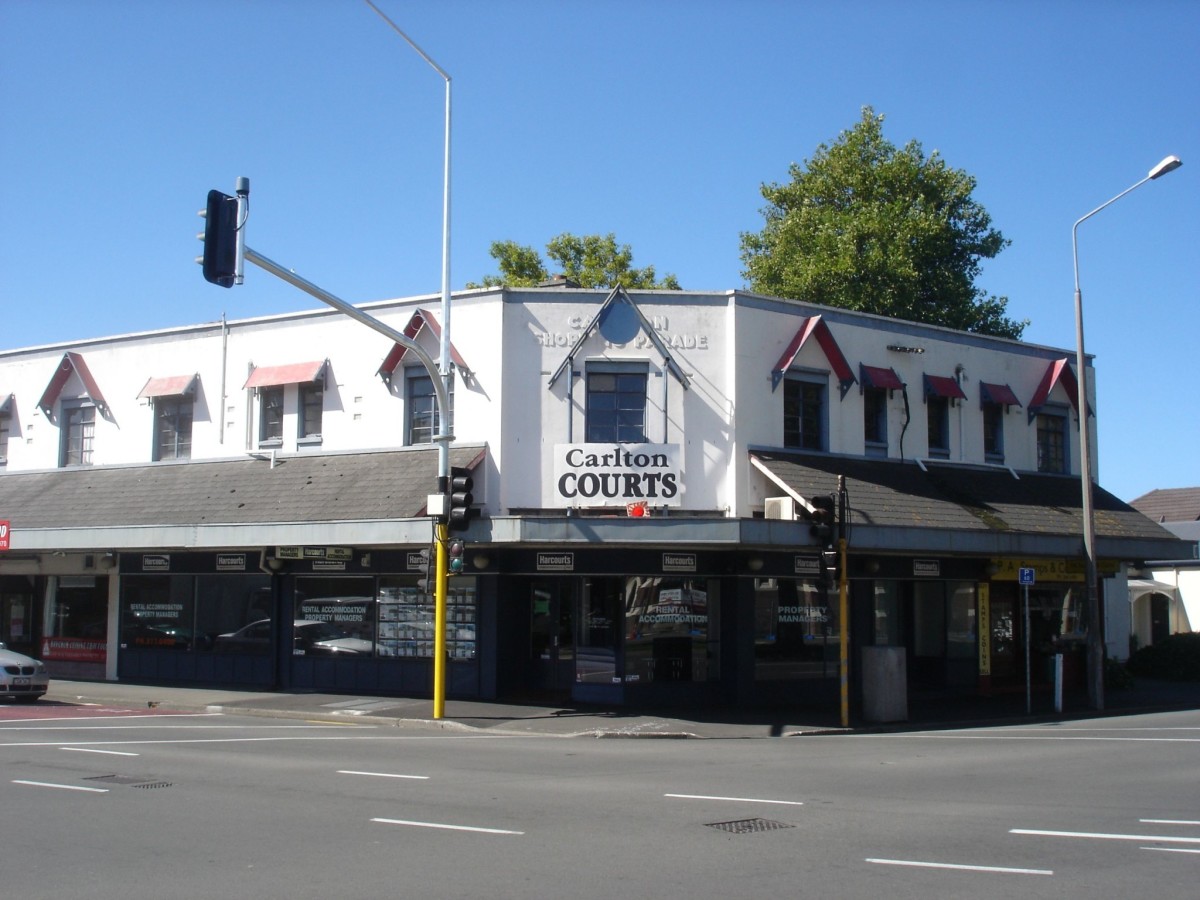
[[85, 774, 173, 789], [706, 817, 794, 835]]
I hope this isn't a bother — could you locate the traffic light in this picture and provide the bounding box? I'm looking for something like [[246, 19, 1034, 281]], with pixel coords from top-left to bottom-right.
[[415, 546, 436, 594], [809, 494, 836, 547], [198, 189, 239, 287], [447, 466, 476, 532], [821, 549, 839, 591], [447, 538, 466, 576]]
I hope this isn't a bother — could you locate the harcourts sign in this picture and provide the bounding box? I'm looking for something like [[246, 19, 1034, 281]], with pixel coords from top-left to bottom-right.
[[553, 443, 682, 507]]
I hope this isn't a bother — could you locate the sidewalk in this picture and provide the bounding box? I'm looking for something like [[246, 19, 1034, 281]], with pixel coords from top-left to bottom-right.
[[41, 678, 1200, 739]]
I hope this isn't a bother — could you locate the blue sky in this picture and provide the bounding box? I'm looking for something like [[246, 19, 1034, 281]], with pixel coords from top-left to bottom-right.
[[1, 0, 1196, 502]]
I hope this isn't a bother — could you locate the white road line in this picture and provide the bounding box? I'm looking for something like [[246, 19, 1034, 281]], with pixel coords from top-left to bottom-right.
[[664, 793, 803, 806], [1141, 819, 1200, 826], [371, 817, 523, 835], [908, 734, 1200, 743], [1, 733, 515, 749], [60, 747, 139, 757], [1143, 847, 1200, 855], [338, 770, 429, 780], [13, 779, 109, 793], [1012, 828, 1200, 845], [1, 722, 336, 731], [0, 713, 224, 725], [867, 858, 1052, 876]]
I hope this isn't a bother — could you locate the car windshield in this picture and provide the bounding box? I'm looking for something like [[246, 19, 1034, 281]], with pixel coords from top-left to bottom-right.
[[299, 622, 351, 642]]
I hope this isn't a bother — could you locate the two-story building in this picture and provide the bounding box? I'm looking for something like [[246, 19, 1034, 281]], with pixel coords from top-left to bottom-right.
[[0, 286, 1189, 716]]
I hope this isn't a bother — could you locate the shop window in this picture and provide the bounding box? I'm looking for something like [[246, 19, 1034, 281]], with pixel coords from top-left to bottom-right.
[[982, 400, 1004, 461], [406, 370, 454, 446], [258, 386, 284, 447], [586, 362, 648, 443], [60, 401, 96, 467], [121, 574, 271, 654], [47, 575, 107, 641], [1036, 411, 1067, 474], [783, 375, 826, 451], [153, 396, 193, 461], [754, 577, 839, 680], [299, 381, 323, 444], [579, 579, 621, 684], [871, 580, 904, 646], [623, 576, 715, 683], [863, 387, 888, 457], [376, 574, 476, 659], [926, 395, 950, 458]]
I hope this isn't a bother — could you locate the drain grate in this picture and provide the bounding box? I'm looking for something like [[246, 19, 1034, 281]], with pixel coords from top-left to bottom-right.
[[85, 774, 174, 789], [706, 817, 795, 835]]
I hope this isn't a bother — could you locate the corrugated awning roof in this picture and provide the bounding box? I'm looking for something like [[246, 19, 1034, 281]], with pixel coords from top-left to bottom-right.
[[37, 351, 110, 417], [924, 374, 967, 402], [770, 315, 857, 396], [244, 360, 327, 390], [860, 364, 904, 392], [138, 374, 199, 399], [1028, 357, 1089, 421], [980, 381, 1022, 408], [377, 309, 471, 385]]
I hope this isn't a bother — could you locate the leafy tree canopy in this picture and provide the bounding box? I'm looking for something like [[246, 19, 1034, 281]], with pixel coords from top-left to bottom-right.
[[468, 232, 681, 290], [740, 107, 1026, 339]]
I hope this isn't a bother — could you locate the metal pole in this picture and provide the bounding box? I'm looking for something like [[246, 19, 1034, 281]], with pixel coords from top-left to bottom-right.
[[837, 475, 849, 727], [365, 0, 454, 720], [1023, 583, 1031, 715]]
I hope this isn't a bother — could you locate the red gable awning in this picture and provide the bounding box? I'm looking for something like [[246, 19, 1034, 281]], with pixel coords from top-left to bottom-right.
[[138, 374, 199, 399], [377, 308, 471, 385], [37, 351, 110, 417], [771, 315, 857, 397], [244, 360, 327, 390], [1028, 357, 1089, 420]]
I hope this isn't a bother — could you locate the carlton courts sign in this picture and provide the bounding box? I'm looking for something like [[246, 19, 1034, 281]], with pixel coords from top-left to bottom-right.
[[553, 443, 682, 507]]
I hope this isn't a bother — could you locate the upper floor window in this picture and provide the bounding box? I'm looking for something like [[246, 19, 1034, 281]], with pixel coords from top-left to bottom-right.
[[982, 401, 1004, 461], [259, 387, 284, 446], [1036, 412, 1067, 474], [407, 371, 454, 445], [154, 396, 193, 461], [783, 376, 825, 451], [60, 402, 95, 467], [863, 388, 888, 457], [0, 405, 10, 464], [586, 363, 648, 444], [299, 382, 323, 442], [926, 396, 950, 459]]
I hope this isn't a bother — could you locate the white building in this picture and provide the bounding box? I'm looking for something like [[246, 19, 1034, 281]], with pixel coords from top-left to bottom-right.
[[0, 287, 1188, 716]]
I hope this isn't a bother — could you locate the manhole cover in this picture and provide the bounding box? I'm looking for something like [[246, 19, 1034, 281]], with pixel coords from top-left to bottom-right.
[[706, 817, 794, 834], [85, 774, 173, 789]]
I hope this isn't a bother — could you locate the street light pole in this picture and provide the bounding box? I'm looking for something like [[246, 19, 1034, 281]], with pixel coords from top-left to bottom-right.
[[1071, 154, 1181, 711], [366, 1, 455, 719]]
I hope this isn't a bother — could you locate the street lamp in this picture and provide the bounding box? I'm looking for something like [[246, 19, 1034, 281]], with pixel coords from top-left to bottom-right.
[[1072, 154, 1181, 711]]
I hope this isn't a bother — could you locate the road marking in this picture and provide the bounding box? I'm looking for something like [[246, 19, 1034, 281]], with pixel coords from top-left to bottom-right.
[[664, 793, 803, 806], [13, 779, 109, 793], [0, 733, 517, 749], [909, 734, 1200, 743], [60, 746, 140, 757], [1012, 828, 1200, 845], [1143, 847, 1200, 855], [1141, 819, 1200, 826], [867, 858, 1052, 876], [371, 817, 523, 835], [338, 770, 429, 780]]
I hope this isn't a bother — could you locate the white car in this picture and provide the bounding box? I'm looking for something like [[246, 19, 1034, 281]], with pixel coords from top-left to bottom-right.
[[0, 642, 49, 703]]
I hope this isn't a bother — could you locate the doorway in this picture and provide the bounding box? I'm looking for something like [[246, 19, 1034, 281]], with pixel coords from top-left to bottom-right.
[[529, 579, 576, 695]]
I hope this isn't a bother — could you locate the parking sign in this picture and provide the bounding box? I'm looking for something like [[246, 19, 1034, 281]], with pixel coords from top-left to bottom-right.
[[1018, 566, 1035, 585]]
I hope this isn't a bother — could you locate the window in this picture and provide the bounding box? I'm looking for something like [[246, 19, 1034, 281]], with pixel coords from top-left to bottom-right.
[[0, 411, 9, 464], [863, 388, 887, 456], [154, 396, 193, 461], [586, 363, 648, 443], [407, 371, 453, 445], [60, 402, 95, 466], [926, 395, 950, 458], [784, 376, 825, 451], [983, 401, 1004, 461], [259, 387, 284, 446], [299, 382, 323, 442], [1036, 412, 1067, 473]]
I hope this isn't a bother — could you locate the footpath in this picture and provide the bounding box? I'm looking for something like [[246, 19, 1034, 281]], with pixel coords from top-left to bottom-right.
[[41, 677, 1200, 739]]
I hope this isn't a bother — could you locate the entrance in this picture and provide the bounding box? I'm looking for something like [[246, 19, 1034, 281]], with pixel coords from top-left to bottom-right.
[[529, 580, 575, 694]]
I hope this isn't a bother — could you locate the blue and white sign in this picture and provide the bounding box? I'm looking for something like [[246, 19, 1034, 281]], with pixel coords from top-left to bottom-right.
[[1018, 567, 1036, 585]]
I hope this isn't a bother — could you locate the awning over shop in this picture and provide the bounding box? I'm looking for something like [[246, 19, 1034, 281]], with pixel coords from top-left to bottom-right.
[[1028, 357, 1090, 421], [924, 374, 967, 404], [243, 360, 328, 390], [1128, 579, 1179, 601], [980, 381, 1022, 409], [859, 364, 904, 393], [748, 449, 1194, 561], [377, 308, 472, 386], [137, 373, 199, 399]]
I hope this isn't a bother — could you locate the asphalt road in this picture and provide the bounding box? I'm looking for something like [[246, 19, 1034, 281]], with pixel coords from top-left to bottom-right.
[[2, 704, 1198, 899]]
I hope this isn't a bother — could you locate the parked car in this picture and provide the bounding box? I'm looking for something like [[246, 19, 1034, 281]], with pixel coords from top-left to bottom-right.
[[214, 620, 375, 656], [0, 641, 49, 703]]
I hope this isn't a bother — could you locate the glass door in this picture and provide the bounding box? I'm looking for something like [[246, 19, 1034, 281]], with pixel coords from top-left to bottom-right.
[[529, 579, 575, 694]]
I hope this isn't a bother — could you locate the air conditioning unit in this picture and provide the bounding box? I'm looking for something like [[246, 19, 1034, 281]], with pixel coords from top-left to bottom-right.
[[764, 497, 797, 520]]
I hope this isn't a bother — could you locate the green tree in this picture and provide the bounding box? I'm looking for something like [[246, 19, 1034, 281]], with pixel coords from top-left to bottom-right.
[[469, 232, 681, 290], [740, 107, 1026, 339]]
